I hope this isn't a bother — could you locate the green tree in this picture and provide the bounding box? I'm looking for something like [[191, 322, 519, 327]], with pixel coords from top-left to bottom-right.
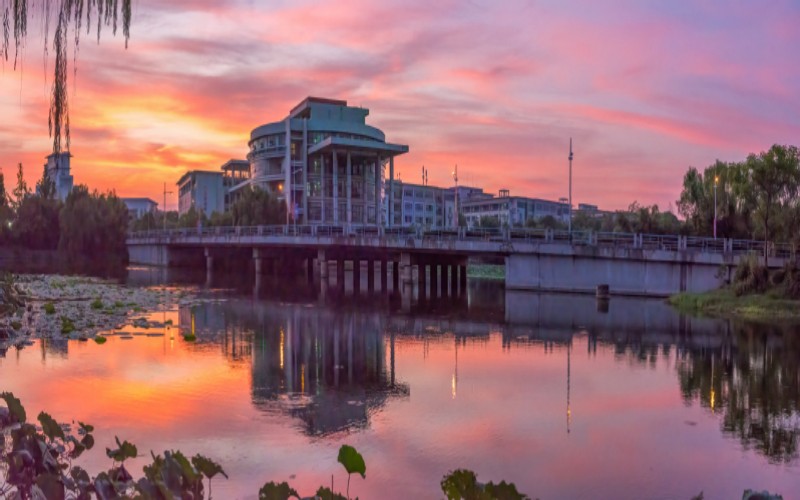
[[0, 171, 12, 242], [744, 145, 800, 263], [11, 163, 29, 211], [58, 185, 129, 268], [229, 186, 286, 226], [12, 193, 61, 250]]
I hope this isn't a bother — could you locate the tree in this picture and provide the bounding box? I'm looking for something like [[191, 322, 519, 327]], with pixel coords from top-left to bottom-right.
[[2, 1, 133, 154], [745, 145, 800, 263], [12, 192, 61, 250], [229, 186, 286, 226], [58, 185, 129, 267], [0, 171, 12, 241], [11, 163, 29, 210]]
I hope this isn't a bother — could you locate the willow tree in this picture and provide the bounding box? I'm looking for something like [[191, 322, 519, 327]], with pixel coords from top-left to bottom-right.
[[1, 0, 132, 154]]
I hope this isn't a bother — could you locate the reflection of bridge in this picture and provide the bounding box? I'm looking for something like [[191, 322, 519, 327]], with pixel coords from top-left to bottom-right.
[[128, 226, 797, 297]]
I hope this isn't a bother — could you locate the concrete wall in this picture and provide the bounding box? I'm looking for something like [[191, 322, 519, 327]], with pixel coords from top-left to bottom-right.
[[505, 247, 728, 296]]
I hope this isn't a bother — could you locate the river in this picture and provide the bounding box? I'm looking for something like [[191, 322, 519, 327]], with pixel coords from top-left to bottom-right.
[[2, 268, 799, 499]]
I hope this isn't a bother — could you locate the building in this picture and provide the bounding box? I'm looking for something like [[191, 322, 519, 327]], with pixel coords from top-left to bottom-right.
[[461, 190, 569, 228], [177, 170, 224, 216], [43, 153, 74, 201], [220, 159, 251, 210], [121, 198, 158, 219], [386, 182, 456, 228], [244, 97, 409, 226]]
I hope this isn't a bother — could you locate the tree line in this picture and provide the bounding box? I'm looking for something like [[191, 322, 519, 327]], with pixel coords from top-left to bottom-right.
[[0, 164, 129, 271], [474, 144, 800, 244]]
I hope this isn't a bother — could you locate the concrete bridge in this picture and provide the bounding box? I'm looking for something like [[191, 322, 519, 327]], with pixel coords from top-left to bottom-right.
[[127, 225, 797, 297]]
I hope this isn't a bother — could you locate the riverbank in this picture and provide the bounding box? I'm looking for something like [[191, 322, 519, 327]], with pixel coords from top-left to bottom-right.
[[0, 274, 200, 351], [668, 287, 800, 321]]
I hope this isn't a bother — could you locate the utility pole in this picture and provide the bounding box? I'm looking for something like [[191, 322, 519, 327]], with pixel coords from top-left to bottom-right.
[[163, 182, 173, 234], [714, 175, 719, 239], [568, 138, 574, 234], [452, 164, 459, 228]]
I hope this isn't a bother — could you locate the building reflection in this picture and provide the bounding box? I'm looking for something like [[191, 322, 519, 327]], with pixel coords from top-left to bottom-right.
[[181, 300, 409, 436]]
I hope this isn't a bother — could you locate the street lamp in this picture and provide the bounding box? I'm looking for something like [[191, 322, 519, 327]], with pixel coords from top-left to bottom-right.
[[714, 175, 719, 239]]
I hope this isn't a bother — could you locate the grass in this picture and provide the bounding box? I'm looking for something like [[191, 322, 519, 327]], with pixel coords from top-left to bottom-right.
[[60, 316, 76, 335], [668, 287, 800, 321], [43, 302, 56, 315], [10, 321, 22, 330], [90, 298, 104, 310], [467, 264, 505, 280]]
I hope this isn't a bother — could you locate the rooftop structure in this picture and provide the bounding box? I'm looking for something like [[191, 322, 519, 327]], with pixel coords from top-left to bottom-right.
[[245, 96, 409, 226]]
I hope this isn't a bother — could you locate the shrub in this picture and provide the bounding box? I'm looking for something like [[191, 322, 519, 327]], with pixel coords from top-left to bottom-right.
[[43, 302, 56, 314], [733, 255, 769, 296], [91, 298, 103, 309]]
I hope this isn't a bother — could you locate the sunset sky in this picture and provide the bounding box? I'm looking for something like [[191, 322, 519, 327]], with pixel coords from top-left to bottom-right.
[[1, 0, 799, 211]]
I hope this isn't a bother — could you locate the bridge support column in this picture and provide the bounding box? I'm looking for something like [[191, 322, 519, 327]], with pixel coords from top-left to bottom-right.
[[380, 259, 388, 292], [392, 261, 399, 291], [459, 264, 467, 291], [353, 259, 361, 293], [450, 263, 458, 294], [253, 248, 263, 275], [307, 257, 315, 283], [318, 250, 328, 281], [204, 247, 214, 287], [439, 264, 448, 296], [400, 253, 413, 286], [430, 264, 439, 297], [337, 259, 345, 290], [418, 261, 427, 298], [367, 260, 375, 291]]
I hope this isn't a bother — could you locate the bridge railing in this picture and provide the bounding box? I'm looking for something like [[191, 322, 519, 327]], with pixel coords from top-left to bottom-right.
[[128, 225, 798, 259]]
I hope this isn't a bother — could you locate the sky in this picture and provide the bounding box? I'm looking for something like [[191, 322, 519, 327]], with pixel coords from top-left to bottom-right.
[[1, 0, 799, 211]]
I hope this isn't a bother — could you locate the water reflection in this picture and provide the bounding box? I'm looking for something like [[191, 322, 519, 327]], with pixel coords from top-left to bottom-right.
[[182, 300, 409, 436], [5, 268, 800, 497], [676, 322, 800, 464]]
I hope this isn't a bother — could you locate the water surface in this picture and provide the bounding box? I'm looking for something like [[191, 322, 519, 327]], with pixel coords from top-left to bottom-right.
[[2, 271, 799, 499]]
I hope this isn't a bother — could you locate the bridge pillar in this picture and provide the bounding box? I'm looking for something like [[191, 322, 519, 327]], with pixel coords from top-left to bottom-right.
[[430, 264, 439, 297], [318, 249, 328, 281], [450, 263, 458, 294], [367, 259, 375, 291], [393, 261, 400, 291], [459, 264, 468, 290], [400, 253, 413, 286], [353, 259, 361, 293], [439, 263, 448, 296], [380, 259, 388, 292], [418, 261, 427, 298], [307, 257, 315, 283], [337, 259, 345, 290], [253, 248, 263, 275]]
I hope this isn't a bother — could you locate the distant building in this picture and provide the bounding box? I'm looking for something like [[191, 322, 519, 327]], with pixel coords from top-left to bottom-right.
[[177, 170, 224, 216], [461, 190, 569, 228], [43, 153, 74, 201], [244, 96, 409, 225], [121, 198, 158, 219], [386, 182, 456, 228]]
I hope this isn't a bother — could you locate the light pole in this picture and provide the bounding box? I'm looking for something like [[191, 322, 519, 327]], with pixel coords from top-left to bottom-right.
[[452, 164, 459, 228], [568, 138, 574, 234], [713, 175, 719, 239]]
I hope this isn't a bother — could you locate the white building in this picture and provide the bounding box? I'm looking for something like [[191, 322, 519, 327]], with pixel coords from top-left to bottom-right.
[[461, 189, 569, 228], [177, 171, 224, 216], [121, 198, 158, 219], [386, 182, 456, 228], [43, 153, 74, 201]]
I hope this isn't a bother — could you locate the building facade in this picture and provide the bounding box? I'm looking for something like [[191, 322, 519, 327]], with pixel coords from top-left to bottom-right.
[[121, 198, 158, 219], [43, 153, 74, 202], [221, 159, 250, 210], [461, 190, 569, 228], [385, 182, 456, 228], [244, 97, 409, 226], [177, 171, 224, 216]]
